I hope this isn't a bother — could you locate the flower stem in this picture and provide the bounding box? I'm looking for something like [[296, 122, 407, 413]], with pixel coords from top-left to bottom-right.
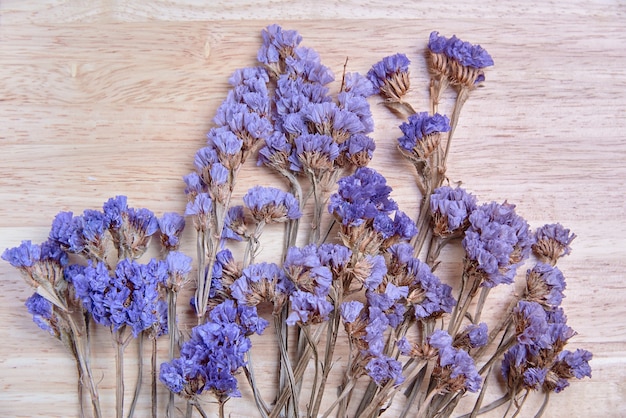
[[167, 289, 178, 418], [127, 332, 144, 418], [114, 329, 126, 418], [151, 336, 157, 418]]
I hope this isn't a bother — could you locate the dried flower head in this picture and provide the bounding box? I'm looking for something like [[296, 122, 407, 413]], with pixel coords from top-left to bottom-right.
[[524, 262, 567, 308], [367, 53, 411, 102], [243, 186, 301, 224], [430, 185, 477, 238], [398, 112, 450, 160], [533, 223, 577, 265]]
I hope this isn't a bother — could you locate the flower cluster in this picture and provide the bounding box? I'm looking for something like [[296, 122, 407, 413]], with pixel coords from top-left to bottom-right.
[[462, 201, 533, 287], [427, 31, 494, 87], [159, 300, 262, 400], [429, 330, 482, 393], [430, 185, 477, 238], [329, 167, 418, 253]]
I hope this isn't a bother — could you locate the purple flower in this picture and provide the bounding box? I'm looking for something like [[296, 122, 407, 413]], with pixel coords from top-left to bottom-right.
[[230, 262, 291, 311], [185, 193, 213, 216], [523, 367, 548, 389], [429, 31, 494, 69], [257, 131, 292, 169], [183, 172, 206, 196], [406, 258, 456, 319], [462, 201, 533, 287], [158, 212, 186, 251], [533, 223, 577, 262], [290, 133, 340, 172], [286, 290, 333, 326], [25, 293, 56, 335], [285, 47, 335, 85], [366, 355, 404, 386], [328, 167, 398, 227], [341, 134, 376, 166], [340, 300, 364, 323], [103, 195, 128, 229], [430, 186, 477, 236], [367, 53, 410, 92], [284, 244, 334, 296], [466, 322, 488, 348], [257, 24, 302, 66], [317, 243, 352, 271], [525, 263, 567, 308], [398, 112, 451, 152], [222, 205, 246, 242], [243, 186, 301, 223], [429, 329, 454, 349], [2, 240, 41, 268], [166, 251, 192, 289], [209, 299, 268, 336], [557, 349, 593, 380], [207, 127, 244, 156], [364, 307, 390, 356], [160, 318, 252, 399], [514, 301, 550, 349]]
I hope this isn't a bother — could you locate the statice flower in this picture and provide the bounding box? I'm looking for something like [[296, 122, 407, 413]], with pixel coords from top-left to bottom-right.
[[49, 209, 108, 260], [230, 262, 293, 314], [366, 283, 407, 327], [285, 46, 335, 85], [524, 263, 567, 308], [462, 201, 533, 287], [429, 330, 482, 393], [159, 318, 252, 400], [258, 24, 302, 76], [286, 290, 334, 326], [398, 112, 451, 159], [533, 223, 577, 265], [454, 322, 488, 350], [102, 196, 159, 259], [430, 185, 477, 237], [404, 257, 456, 320], [158, 212, 186, 251], [289, 133, 339, 174], [70, 258, 167, 337], [2, 240, 41, 268], [366, 355, 405, 386], [243, 186, 301, 224], [165, 251, 193, 292], [25, 293, 58, 336], [257, 131, 293, 172], [338, 133, 376, 168], [367, 53, 411, 102], [185, 192, 213, 232], [427, 31, 494, 87], [221, 205, 246, 242]]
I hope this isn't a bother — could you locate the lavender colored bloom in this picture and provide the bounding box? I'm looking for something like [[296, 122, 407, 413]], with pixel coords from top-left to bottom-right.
[[366, 355, 404, 386], [25, 293, 55, 335], [433, 330, 482, 392], [160, 318, 252, 399], [364, 306, 390, 356], [243, 186, 301, 223], [340, 300, 364, 323], [257, 131, 292, 168], [286, 290, 333, 326], [183, 172, 205, 196], [49, 211, 82, 252], [328, 167, 398, 227], [342, 134, 376, 163], [367, 53, 410, 92], [523, 367, 548, 389], [466, 322, 489, 348], [257, 24, 302, 66], [166, 251, 192, 289], [209, 299, 268, 336], [462, 201, 533, 287], [158, 212, 186, 250], [209, 162, 229, 185], [533, 223, 577, 262], [407, 258, 456, 319], [185, 193, 213, 216], [230, 262, 291, 309], [290, 133, 340, 172], [397, 337, 413, 356], [128, 207, 159, 237], [398, 112, 450, 152], [429, 31, 494, 69], [222, 205, 246, 242], [525, 263, 567, 307], [430, 186, 477, 236], [285, 47, 335, 85], [2, 240, 41, 268], [557, 349, 593, 380], [388, 243, 415, 265], [429, 329, 454, 349], [317, 243, 352, 271], [514, 301, 550, 349], [207, 127, 244, 156], [103, 195, 127, 229], [363, 254, 387, 290], [284, 244, 334, 296]]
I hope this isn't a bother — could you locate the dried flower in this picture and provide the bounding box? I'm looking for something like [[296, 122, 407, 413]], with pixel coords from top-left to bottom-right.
[[367, 53, 411, 102], [533, 223, 577, 265], [243, 186, 301, 223], [158, 212, 186, 251]]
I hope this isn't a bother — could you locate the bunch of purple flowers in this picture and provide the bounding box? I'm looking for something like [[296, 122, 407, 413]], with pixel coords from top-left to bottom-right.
[[3, 24, 592, 418]]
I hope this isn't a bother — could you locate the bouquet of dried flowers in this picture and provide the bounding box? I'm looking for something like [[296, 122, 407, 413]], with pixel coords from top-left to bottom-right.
[[3, 24, 591, 418]]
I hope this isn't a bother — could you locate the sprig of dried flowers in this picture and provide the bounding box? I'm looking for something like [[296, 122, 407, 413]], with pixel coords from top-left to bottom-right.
[[3, 24, 591, 418]]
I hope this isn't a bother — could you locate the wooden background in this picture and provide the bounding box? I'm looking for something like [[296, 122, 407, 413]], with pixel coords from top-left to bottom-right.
[[1, 1, 625, 417]]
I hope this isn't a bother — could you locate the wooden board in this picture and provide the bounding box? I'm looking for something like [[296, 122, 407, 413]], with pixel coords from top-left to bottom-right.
[[1, 1, 625, 417]]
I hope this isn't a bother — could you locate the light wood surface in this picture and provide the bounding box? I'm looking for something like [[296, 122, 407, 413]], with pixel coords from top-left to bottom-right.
[[1, 1, 625, 417]]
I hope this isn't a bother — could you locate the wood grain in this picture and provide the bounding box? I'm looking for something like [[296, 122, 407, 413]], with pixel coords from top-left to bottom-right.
[[1, 1, 625, 417]]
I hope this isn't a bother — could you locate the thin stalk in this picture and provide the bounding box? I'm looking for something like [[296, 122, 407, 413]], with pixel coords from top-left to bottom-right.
[[270, 316, 299, 418], [127, 332, 144, 418], [469, 363, 494, 418], [302, 325, 320, 418], [185, 400, 193, 418], [151, 337, 157, 418], [320, 378, 357, 418], [74, 352, 85, 418], [115, 329, 126, 418], [166, 290, 178, 418], [534, 392, 550, 418], [511, 389, 530, 418], [218, 398, 226, 418], [415, 389, 440, 418], [473, 287, 491, 324], [456, 394, 511, 418], [449, 273, 480, 336], [68, 313, 102, 418], [243, 351, 270, 418], [442, 87, 470, 168]]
